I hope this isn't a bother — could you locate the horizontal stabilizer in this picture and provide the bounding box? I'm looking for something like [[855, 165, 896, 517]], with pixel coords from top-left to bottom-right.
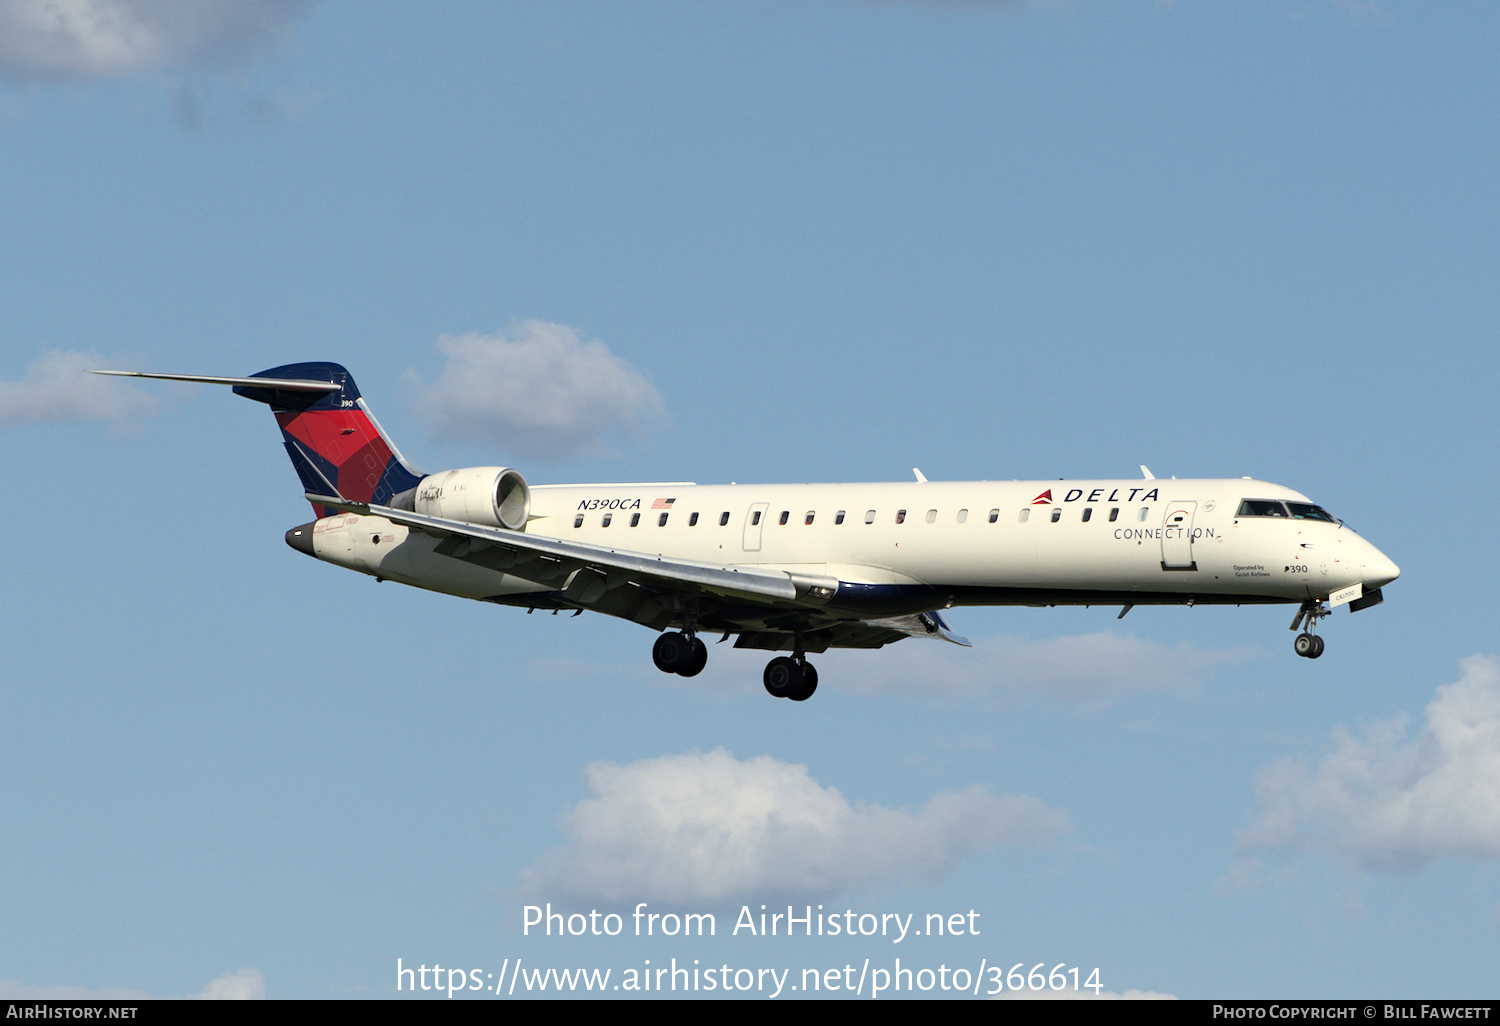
[[92, 370, 340, 392]]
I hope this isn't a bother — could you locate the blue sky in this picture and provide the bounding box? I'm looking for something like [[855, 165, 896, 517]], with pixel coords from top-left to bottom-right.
[[1, 0, 1496, 1000]]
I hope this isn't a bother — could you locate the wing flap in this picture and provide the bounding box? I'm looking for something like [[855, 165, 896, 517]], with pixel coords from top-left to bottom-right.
[[733, 611, 970, 652], [862, 610, 972, 647]]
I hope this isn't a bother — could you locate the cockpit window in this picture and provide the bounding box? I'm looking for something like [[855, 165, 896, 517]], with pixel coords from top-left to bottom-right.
[[1286, 502, 1337, 523], [1237, 499, 1289, 518]]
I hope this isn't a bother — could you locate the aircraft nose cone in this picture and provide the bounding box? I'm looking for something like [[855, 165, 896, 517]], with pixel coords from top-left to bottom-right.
[[1363, 556, 1400, 590], [285, 522, 317, 558]]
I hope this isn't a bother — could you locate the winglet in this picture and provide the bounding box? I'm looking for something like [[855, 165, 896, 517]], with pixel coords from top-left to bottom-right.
[[913, 468, 927, 483], [1140, 465, 1155, 480]]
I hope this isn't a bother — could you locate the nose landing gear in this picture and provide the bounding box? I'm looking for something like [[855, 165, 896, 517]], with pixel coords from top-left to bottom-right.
[[1293, 632, 1324, 659], [1290, 600, 1328, 659]]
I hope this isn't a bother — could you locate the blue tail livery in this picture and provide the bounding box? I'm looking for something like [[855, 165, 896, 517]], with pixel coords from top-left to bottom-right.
[[96, 363, 423, 517]]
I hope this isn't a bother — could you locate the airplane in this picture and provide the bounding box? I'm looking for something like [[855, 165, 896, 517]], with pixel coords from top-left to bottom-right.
[[97, 361, 1400, 701]]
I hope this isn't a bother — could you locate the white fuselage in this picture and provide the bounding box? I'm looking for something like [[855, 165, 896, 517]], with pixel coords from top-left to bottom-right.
[[108, 362, 1395, 681], [309, 477, 1400, 612]]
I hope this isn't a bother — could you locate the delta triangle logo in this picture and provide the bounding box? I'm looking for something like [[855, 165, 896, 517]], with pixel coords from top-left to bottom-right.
[[1031, 489, 1053, 504]]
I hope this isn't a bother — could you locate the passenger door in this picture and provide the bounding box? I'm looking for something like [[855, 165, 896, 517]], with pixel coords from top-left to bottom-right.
[[742, 502, 770, 552], [1161, 501, 1197, 570]]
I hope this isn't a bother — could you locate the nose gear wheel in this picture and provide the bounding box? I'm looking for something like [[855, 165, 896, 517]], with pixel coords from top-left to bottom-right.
[[1293, 632, 1325, 659], [1289, 601, 1329, 659]]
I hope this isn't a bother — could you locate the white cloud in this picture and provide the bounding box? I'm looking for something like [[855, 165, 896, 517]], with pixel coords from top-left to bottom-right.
[[194, 968, 265, 1000], [519, 749, 1069, 905], [1213, 856, 1266, 893], [0, 0, 312, 84], [0, 968, 263, 1000], [1238, 655, 1500, 871], [0, 350, 160, 426], [1211, 855, 1309, 894], [405, 321, 667, 463], [829, 631, 1251, 708]]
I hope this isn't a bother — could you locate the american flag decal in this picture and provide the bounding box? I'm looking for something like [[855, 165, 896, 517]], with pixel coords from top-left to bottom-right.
[[652, 497, 676, 509]]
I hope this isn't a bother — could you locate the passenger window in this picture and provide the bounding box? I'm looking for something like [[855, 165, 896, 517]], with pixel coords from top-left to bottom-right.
[[1050, 507, 1062, 523], [925, 509, 937, 524], [1018, 508, 1030, 523], [602, 513, 612, 527], [865, 510, 876, 524], [805, 511, 815, 525], [1136, 507, 1149, 522], [989, 509, 999, 523], [574, 514, 585, 528], [895, 509, 907, 524], [658, 512, 669, 526], [720, 512, 730, 526], [956, 509, 968, 523], [835, 511, 846, 525], [1109, 508, 1119, 522], [1082, 507, 1092, 523], [751, 511, 761, 526], [630, 512, 641, 527], [778, 510, 789, 525], [689, 512, 699, 526]]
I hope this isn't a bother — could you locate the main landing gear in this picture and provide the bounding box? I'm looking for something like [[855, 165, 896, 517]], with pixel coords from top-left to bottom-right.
[[763, 654, 818, 702], [650, 627, 820, 701], [652, 630, 708, 677], [1290, 600, 1328, 659]]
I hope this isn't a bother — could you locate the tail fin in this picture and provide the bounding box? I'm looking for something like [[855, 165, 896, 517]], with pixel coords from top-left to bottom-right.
[[233, 362, 424, 517], [95, 362, 424, 518]]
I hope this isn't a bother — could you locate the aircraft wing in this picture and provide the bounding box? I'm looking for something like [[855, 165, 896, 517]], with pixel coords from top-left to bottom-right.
[[311, 494, 968, 649], [309, 494, 823, 605]]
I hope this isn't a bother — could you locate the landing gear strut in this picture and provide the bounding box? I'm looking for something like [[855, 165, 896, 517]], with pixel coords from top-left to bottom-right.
[[1290, 600, 1328, 659], [652, 630, 708, 677], [763, 644, 818, 702]]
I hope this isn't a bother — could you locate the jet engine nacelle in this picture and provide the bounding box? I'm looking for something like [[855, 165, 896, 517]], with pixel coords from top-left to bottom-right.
[[414, 467, 530, 530]]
